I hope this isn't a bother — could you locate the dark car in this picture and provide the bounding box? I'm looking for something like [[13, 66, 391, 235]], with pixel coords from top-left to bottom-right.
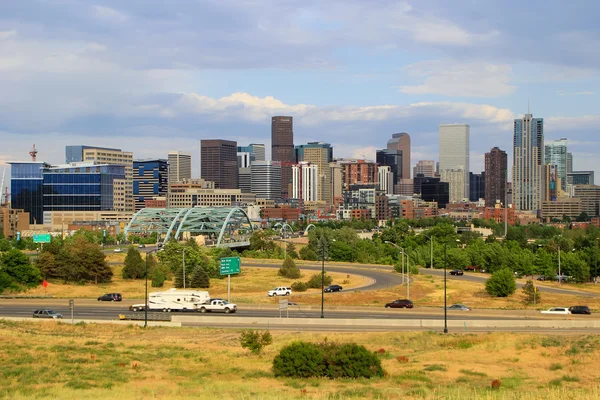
[[385, 299, 414, 309], [97, 293, 122, 302], [449, 269, 464, 276], [33, 309, 63, 319], [569, 306, 591, 315], [324, 285, 343, 293], [537, 276, 546, 281]]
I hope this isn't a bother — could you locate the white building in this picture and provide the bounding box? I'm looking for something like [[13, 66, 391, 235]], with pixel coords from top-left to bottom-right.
[[250, 161, 281, 200], [168, 151, 192, 184], [440, 169, 466, 204], [292, 162, 319, 202], [439, 124, 470, 199], [513, 114, 544, 212], [377, 166, 394, 195]]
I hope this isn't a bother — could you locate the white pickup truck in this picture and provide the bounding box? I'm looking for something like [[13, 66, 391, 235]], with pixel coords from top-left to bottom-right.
[[198, 299, 237, 314]]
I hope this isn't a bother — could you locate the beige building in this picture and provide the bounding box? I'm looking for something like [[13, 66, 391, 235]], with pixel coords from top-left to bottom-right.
[[541, 198, 582, 220], [573, 185, 600, 217], [83, 147, 134, 212], [0, 206, 30, 239], [330, 162, 343, 203], [296, 143, 332, 204], [168, 188, 256, 208], [46, 210, 133, 231], [440, 169, 466, 204]]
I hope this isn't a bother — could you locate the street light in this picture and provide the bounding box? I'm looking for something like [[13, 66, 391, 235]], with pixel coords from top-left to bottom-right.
[[423, 234, 434, 269], [144, 249, 158, 328], [385, 241, 409, 298], [318, 235, 331, 318], [443, 239, 461, 334]]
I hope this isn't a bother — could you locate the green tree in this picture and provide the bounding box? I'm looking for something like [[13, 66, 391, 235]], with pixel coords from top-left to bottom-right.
[[0, 238, 11, 252], [485, 268, 517, 297], [36, 252, 58, 279], [279, 256, 301, 279], [151, 268, 166, 287], [521, 279, 540, 305], [174, 265, 194, 289], [285, 242, 299, 259], [299, 246, 318, 261], [189, 267, 210, 288], [1, 249, 42, 287], [122, 247, 145, 279], [56, 237, 112, 284]]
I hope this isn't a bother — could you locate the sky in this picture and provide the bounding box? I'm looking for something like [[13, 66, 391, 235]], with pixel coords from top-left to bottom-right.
[[1, 0, 599, 180]]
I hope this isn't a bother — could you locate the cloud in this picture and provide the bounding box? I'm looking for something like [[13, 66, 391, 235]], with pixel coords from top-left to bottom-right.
[[93, 5, 129, 23], [556, 90, 595, 96], [400, 60, 516, 97], [0, 30, 16, 40]]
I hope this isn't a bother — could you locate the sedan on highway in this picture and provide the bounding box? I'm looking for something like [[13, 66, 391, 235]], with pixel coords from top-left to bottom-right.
[[541, 307, 570, 315], [324, 285, 343, 293], [385, 299, 414, 309], [33, 309, 63, 319], [446, 304, 471, 311]]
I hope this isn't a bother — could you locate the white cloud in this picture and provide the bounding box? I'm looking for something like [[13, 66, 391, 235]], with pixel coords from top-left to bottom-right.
[[546, 115, 600, 132], [400, 60, 516, 97], [0, 30, 16, 40], [93, 5, 129, 23]]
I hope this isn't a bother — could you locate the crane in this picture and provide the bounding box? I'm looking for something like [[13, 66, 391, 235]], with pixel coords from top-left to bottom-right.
[[0, 168, 5, 205], [29, 144, 38, 161]]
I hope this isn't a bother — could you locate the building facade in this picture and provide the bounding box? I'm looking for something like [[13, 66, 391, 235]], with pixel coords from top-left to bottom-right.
[[133, 159, 168, 211], [337, 159, 378, 189], [271, 116, 294, 198], [167, 188, 255, 208], [439, 124, 470, 200], [200, 139, 238, 189], [251, 161, 282, 200], [237, 144, 266, 162], [387, 133, 411, 179], [573, 185, 600, 217], [469, 172, 485, 202], [295, 142, 333, 204], [420, 178, 450, 209], [545, 138, 568, 191], [413, 160, 436, 178], [292, 162, 319, 202], [377, 166, 394, 195], [513, 114, 544, 212], [484, 147, 508, 207], [167, 151, 192, 184], [8, 162, 48, 224], [568, 171, 594, 186], [440, 169, 466, 204]]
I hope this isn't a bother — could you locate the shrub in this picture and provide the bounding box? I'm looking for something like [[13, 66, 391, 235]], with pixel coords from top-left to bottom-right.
[[522, 279, 541, 304], [491, 379, 501, 390], [291, 281, 308, 292], [151, 268, 165, 287], [189, 267, 210, 288], [396, 356, 409, 364], [485, 268, 516, 297], [306, 273, 333, 289], [279, 257, 301, 279], [240, 330, 273, 355], [272, 341, 384, 379], [122, 247, 145, 279]]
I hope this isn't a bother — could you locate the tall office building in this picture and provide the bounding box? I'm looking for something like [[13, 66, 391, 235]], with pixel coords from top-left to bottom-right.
[[239, 168, 252, 193], [292, 162, 319, 202], [378, 166, 394, 195], [376, 149, 401, 191], [330, 162, 343, 202], [133, 159, 168, 211], [238, 144, 266, 162], [413, 160, 436, 178], [271, 116, 294, 198], [545, 138, 568, 191], [484, 147, 508, 207], [337, 159, 378, 188], [295, 142, 333, 204], [440, 169, 465, 203], [66, 146, 134, 212], [568, 171, 594, 185], [469, 172, 485, 202], [513, 113, 544, 212], [421, 178, 449, 209], [200, 139, 238, 189], [168, 151, 192, 184], [386, 133, 411, 179], [237, 152, 253, 169], [439, 124, 470, 199], [567, 152, 573, 174], [251, 161, 282, 200], [8, 161, 50, 224]]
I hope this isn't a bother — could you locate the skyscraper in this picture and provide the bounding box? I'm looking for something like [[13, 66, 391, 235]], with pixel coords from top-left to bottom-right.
[[377, 166, 394, 195], [413, 160, 436, 178], [238, 144, 266, 162], [469, 172, 485, 202], [251, 161, 281, 200], [133, 159, 168, 211], [292, 162, 319, 202], [271, 116, 294, 198], [376, 149, 401, 192], [484, 147, 508, 207], [545, 138, 568, 191], [513, 113, 544, 212], [295, 142, 333, 203], [200, 139, 238, 189], [439, 124, 470, 200], [386, 133, 411, 179], [168, 151, 192, 184], [440, 169, 465, 203], [567, 152, 573, 174]]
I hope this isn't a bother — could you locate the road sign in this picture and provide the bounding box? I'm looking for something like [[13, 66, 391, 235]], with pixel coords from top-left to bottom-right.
[[279, 299, 288, 310], [33, 233, 51, 243], [220, 257, 241, 275]]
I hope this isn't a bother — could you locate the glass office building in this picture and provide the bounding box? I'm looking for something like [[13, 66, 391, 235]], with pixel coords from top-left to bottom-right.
[[9, 162, 50, 224], [43, 163, 125, 212], [133, 159, 168, 211]]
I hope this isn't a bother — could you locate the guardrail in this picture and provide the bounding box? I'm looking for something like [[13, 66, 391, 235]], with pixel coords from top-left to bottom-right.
[[119, 312, 172, 321], [0, 296, 55, 299]]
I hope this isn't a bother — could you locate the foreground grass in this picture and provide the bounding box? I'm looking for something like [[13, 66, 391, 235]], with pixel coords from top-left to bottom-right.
[[2, 321, 600, 399]]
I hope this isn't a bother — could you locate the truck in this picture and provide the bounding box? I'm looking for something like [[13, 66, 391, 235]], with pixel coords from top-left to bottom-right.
[[129, 289, 211, 312], [197, 299, 237, 314]]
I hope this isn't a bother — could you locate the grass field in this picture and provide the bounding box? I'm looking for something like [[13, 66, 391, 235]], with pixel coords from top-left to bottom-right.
[[1, 320, 600, 399]]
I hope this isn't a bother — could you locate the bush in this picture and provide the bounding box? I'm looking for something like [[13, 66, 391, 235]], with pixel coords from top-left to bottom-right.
[[299, 246, 319, 261], [239, 330, 273, 355], [485, 268, 516, 297], [273, 341, 384, 379], [279, 257, 301, 279], [122, 247, 145, 279], [306, 272, 333, 289], [522, 279, 541, 304], [151, 268, 165, 288], [291, 281, 308, 292]]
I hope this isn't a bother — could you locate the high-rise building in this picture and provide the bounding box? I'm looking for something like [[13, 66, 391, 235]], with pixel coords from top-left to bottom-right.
[[237, 152, 253, 169], [200, 139, 238, 189], [545, 138, 568, 191], [271, 116, 294, 198], [292, 162, 319, 202], [378, 166, 394, 195], [337, 159, 378, 189], [133, 159, 168, 211], [573, 185, 600, 217], [295, 142, 333, 204], [69, 146, 134, 212], [238, 144, 266, 162], [239, 168, 252, 194], [167, 151, 192, 184], [420, 177, 449, 209], [376, 149, 401, 192], [484, 147, 508, 207], [413, 160, 436, 178], [513, 113, 544, 212], [8, 161, 50, 224], [330, 162, 343, 203], [251, 161, 282, 200], [386, 133, 411, 179], [440, 169, 466, 203], [469, 172, 485, 202], [439, 124, 470, 200], [567, 152, 573, 174], [542, 164, 561, 202], [568, 171, 594, 186]]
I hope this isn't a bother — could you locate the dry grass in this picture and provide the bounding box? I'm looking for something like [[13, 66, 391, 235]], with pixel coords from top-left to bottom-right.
[[2, 320, 600, 399]]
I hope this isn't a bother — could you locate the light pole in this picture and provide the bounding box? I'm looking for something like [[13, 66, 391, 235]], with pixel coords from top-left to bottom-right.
[[144, 249, 158, 328], [385, 241, 408, 297], [443, 243, 448, 334], [318, 236, 328, 318], [424, 234, 434, 269], [400, 250, 411, 299]]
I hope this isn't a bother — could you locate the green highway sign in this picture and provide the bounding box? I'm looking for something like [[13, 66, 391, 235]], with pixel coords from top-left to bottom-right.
[[33, 233, 52, 244], [220, 257, 241, 275]]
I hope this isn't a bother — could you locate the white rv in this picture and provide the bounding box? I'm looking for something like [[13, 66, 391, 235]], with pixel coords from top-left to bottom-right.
[[129, 289, 210, 312]]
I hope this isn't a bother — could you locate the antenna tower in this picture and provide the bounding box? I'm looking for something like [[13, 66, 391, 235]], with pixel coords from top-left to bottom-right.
[[29, 144, 38, 161]]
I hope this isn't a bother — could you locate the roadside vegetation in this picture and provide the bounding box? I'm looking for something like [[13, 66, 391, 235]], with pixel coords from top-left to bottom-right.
[[1, 321, 600, 399]]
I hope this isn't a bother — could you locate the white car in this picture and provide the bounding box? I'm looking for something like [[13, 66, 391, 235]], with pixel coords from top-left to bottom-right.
[[114, 248, 123, 253], [541, 307, 571, 315], [267, 287, 292, 297]]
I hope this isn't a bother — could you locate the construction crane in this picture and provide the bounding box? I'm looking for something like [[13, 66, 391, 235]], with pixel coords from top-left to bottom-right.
[[0, 168, 6, 206], [29, 144, 38, 161]]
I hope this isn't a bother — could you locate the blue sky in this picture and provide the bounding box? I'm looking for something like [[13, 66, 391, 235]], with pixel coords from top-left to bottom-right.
[[0, 0, 599, 178]]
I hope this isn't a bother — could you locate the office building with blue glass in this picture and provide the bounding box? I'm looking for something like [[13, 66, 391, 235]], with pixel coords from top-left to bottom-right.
[[9, 162, 51, 224], [133, 159, 168, 211]]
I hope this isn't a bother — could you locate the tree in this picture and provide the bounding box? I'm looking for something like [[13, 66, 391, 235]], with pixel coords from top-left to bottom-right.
[[55, 237, 112, 284], [0, 238, 11, 252], [299, 246, 318, 261], [174, 265, 194, 288], [36, 252, 58, 279], [521, 280, 540, 305], [189, 267, 210, 288], [151, 268, 166, 287], [0, 249, 42, 287], [285, 242, 299, 259], [576, 212, 591, 222], [122, 247, 145, 279], [485, 268, 516, 297], [279, 256, 301, 279]]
